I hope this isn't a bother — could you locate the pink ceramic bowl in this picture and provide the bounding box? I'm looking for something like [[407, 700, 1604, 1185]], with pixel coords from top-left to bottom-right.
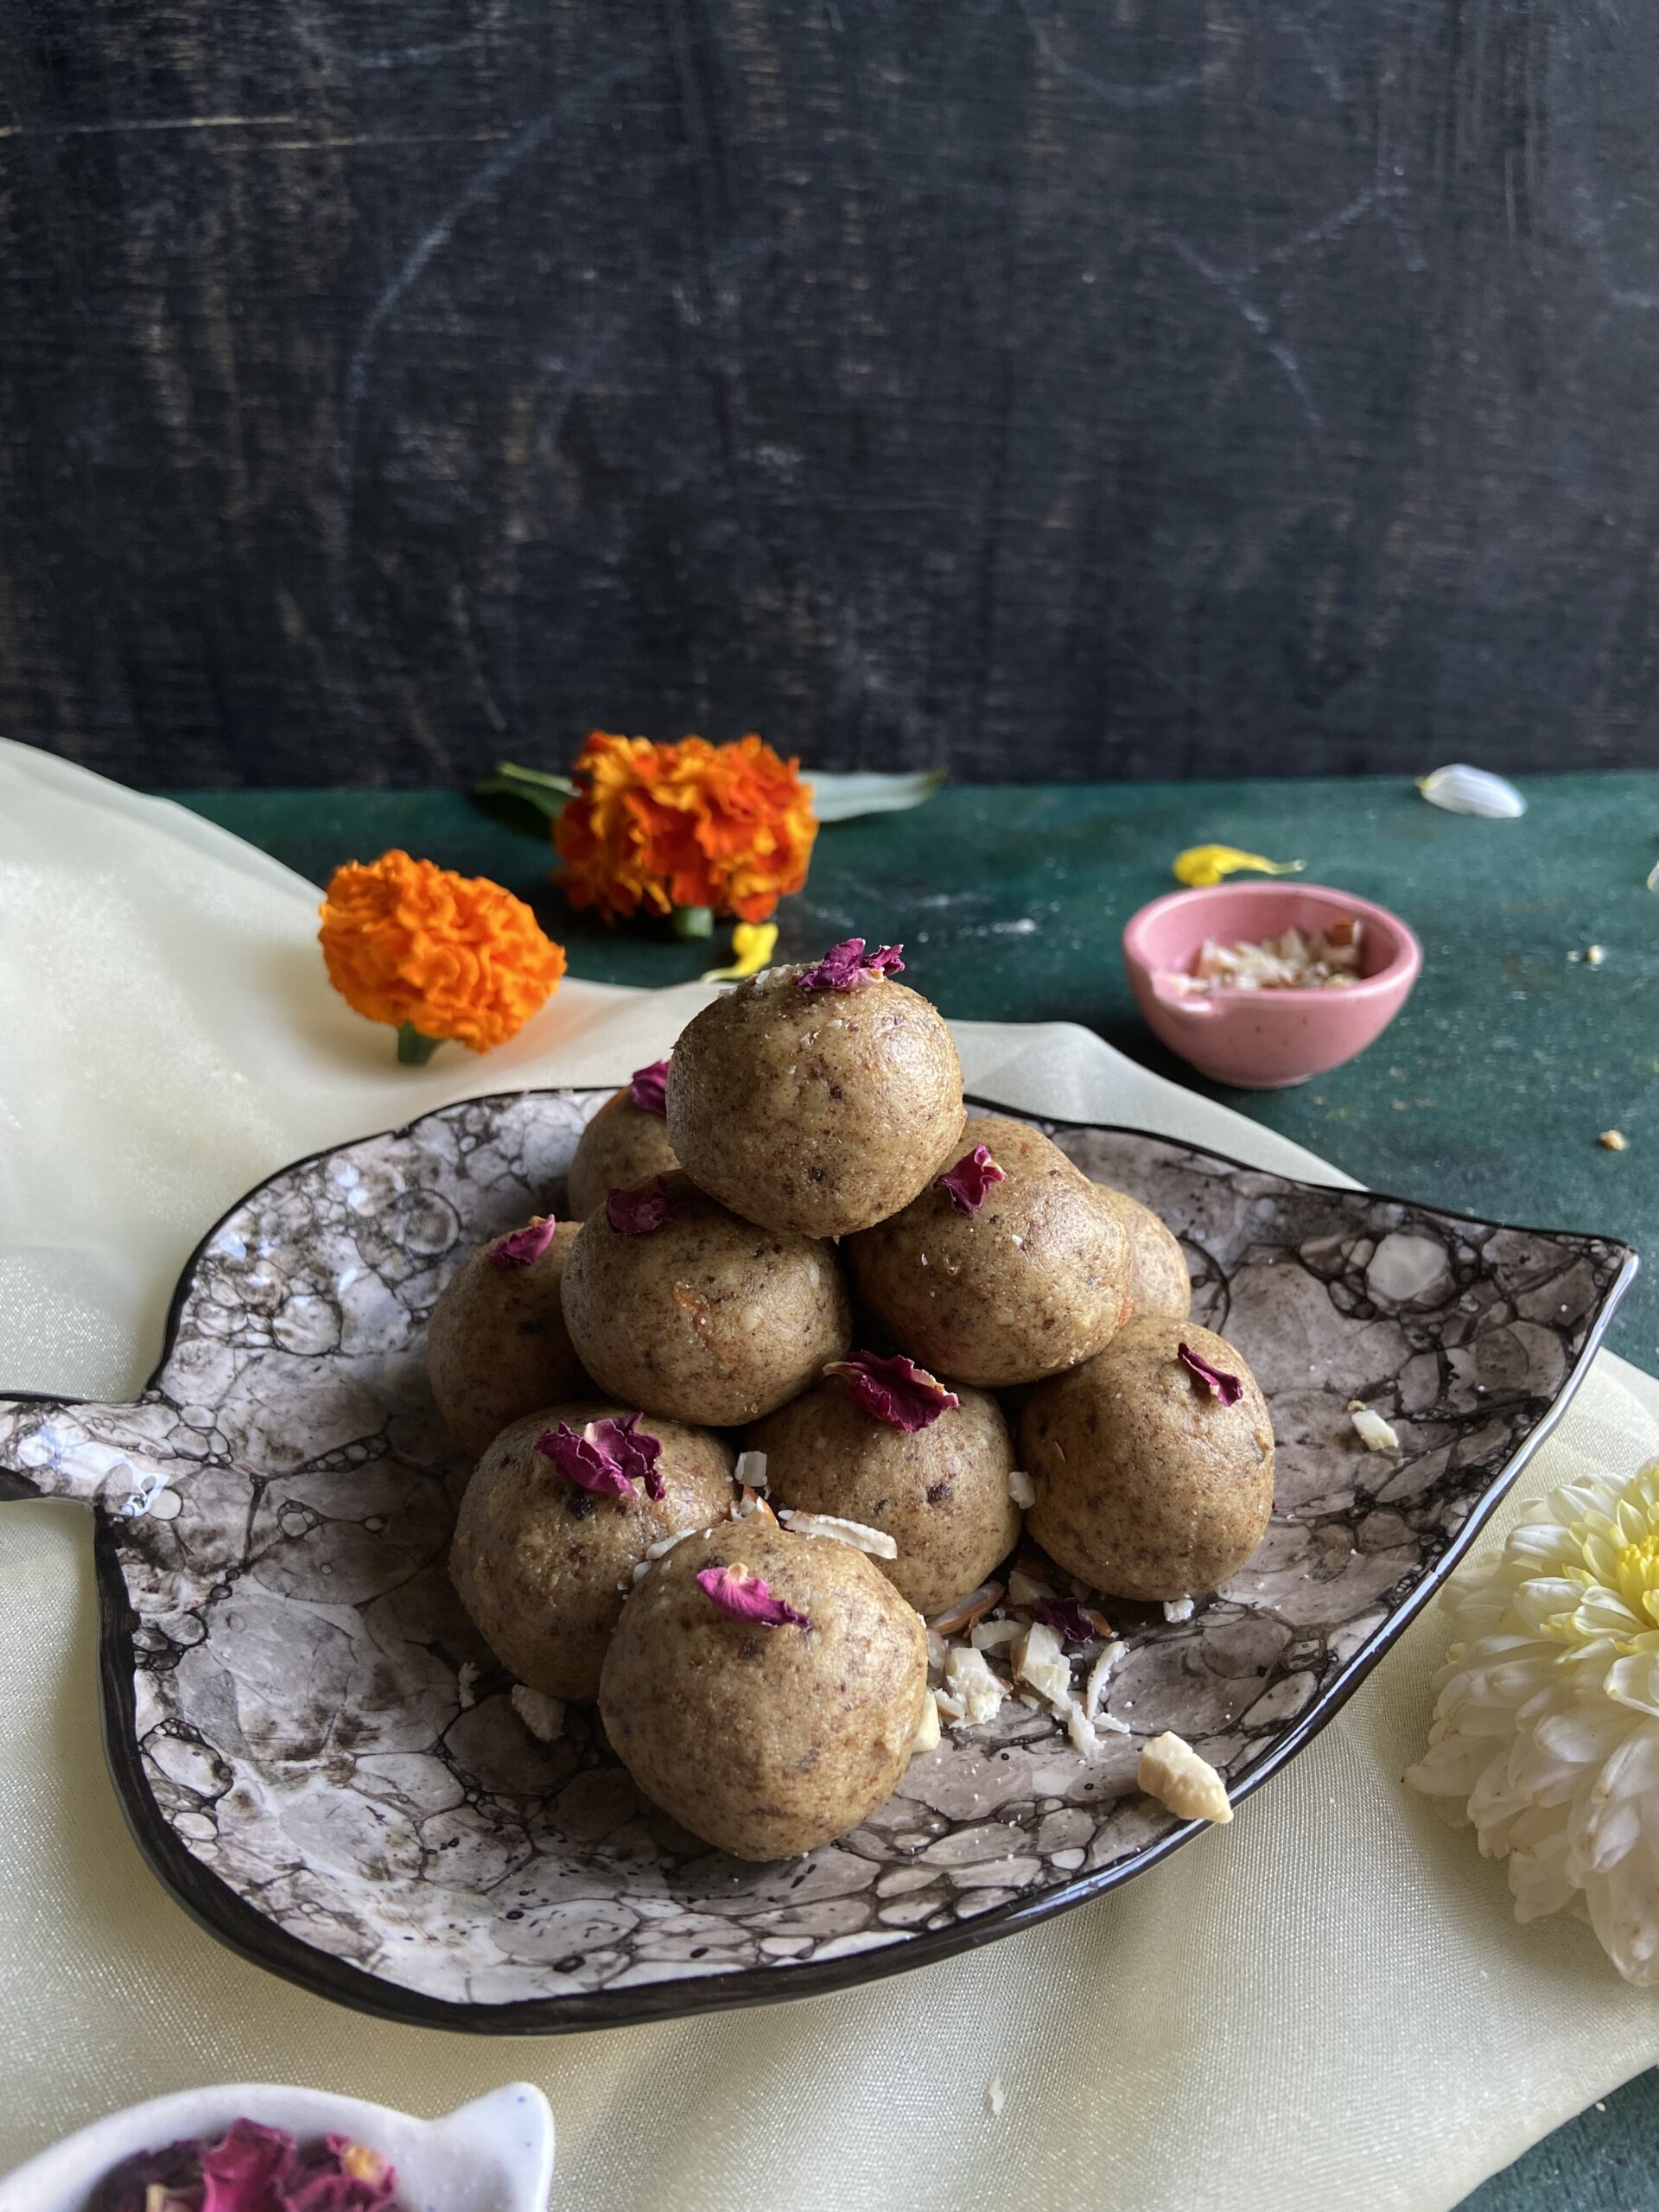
[[1122, 880, 1421, 1090]]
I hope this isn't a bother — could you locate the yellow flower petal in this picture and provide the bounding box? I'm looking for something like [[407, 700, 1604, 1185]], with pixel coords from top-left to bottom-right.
[[1173, 844, 1306, 888], [701, 920, 779, 981]]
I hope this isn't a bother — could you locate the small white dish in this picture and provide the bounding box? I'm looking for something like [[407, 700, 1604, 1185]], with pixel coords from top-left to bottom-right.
[[0, 2083, 554, 2212]]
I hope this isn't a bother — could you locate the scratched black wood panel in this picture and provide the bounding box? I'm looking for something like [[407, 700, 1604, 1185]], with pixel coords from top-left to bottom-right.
[[2, 1, 1657, 785]]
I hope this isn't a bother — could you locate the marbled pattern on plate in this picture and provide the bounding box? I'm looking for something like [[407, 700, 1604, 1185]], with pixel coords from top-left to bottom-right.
[[0, 1093, 1630, 2009]]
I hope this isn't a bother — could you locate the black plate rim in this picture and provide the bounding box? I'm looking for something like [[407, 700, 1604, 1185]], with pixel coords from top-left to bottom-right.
[[0, 1085, 1639, 2034]]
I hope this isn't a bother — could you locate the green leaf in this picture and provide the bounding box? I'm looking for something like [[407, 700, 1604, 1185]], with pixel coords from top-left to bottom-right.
[[397, 1022, 444, 1066], [471, 760, 581, 823], [808, 767, 947, 823], [671, 904, 715, 941]]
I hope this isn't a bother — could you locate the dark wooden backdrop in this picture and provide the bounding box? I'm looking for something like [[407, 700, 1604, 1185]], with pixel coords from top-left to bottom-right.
[[3, 1, 1656, 786]]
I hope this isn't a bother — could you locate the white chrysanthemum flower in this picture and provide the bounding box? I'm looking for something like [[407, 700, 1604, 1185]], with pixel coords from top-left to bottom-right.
[[1405, 1456, 1659, 1985]]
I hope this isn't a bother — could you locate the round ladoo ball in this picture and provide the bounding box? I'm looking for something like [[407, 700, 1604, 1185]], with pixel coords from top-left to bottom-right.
[[1093, 1185, 1192, 1323], [1020, 1317, 1274, 1602], [750, 1378, 1020, 1616], [600, 1517, 929, 1859], [449, 1402, 736, 1700], [567, 1090, 679, 1220], [664, 962, 965, 1238], [561, 1172, 851, 1425], [844, 1115, 1133, 1388], [427, 1219, 589, 1457]]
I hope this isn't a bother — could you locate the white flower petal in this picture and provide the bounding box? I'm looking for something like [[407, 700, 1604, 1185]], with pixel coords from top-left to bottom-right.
[[1606, 1653, 1659, 1719], [1417, 764, 1527, 818]]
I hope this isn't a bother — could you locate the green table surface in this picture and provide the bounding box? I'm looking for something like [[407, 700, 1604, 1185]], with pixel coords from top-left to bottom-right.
[[174, 772, 1659, 2210]]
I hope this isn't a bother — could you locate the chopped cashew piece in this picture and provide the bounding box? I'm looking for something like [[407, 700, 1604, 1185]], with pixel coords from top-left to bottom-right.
[[510, 1685, 565, 1743], [969, 1617, 1023, 1652], [911, 1688, 942, 1755], [778, 1509, 898, 1558], [1007, 1467, 1036, 1508], [1163, 1595, 1195, 1623], [1347, 1399, 1401, 1453], [944, 1643, 1007, 1725], [1012, 1620, 1073, 1710], [734, 1448, 769, 1490], [1138, 1731, 1232, 1824], [1007, 1566, 1055, 1607]]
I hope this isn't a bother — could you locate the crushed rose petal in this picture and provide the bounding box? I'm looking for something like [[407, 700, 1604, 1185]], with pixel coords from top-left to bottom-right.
[[629, 1058, 671, 1116], [486, 1215, 556, 1268], [696, 1562, 810, 1628], [1028, 1594, 1103, 1643], [607, 1176, 672, 1234], [795, 937, 906, 991], [92, 2119, 399, 2212], [536, 1414, 663, 1498], [824, 1349, 961, 1431], [1178, 1342, 1244, 1406], [936, 1143, 1007, 1216]]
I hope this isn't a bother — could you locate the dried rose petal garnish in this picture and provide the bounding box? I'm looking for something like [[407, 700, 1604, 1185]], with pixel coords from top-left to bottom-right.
[[1179, 1342, 1244, 1406], [936, 1143, 1006, 1216], [536, 1414, 664, 1499], [629, 1057, 670, 1116], [824, 1349, 961, 1430], [607, 1176, 671, 1235], [1029, 1594, 1106, 1644], [696, 1562, 810, 1628], [486, 1215, 556, 1268], [595, 1410, 666, 1500], [795, 937, 906, 991], [91, 2120, 398, 2212]]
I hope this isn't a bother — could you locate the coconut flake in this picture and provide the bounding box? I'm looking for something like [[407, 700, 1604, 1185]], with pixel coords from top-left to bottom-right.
[[823, 1349, 960, 1431], [607, 1177, 672, 1235], [928, 1580, 1005, 1635], [696, 1563, 810, 1629], [986, 2075, 1007, 2118], [628, 1058, 670, 1115], [1347, 1399, 1401, 1453], [1138, 1731, 1232, 1823], [511, 1684, 566, 1743], [645, 1525, 700, 1560], [1007, 1467, 1036, 1509], [778, 1508, 899, 1559], [1084, 1639, 1127, 1721], [1178, 1342, 1244, 1406], [936, 1143, 1007, 1216], [486, 1215, 556, 1268], [796, 937, 906, 991]]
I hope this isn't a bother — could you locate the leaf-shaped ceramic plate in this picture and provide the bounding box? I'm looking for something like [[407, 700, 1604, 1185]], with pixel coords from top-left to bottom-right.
[[0, 1090, 1635, 2032]]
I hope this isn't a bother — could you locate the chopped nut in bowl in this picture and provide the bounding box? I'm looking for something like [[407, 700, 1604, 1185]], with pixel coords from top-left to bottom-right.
[[1122, 881, 1421, 1089]]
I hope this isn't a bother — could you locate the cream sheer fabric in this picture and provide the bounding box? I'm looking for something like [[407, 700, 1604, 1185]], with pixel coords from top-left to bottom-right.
[[2, 739, 1655, 2206]]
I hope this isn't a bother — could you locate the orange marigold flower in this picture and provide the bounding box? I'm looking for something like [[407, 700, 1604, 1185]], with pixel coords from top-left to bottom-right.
[[319, 850, 566, 1056], [554, 731, 817, 925]]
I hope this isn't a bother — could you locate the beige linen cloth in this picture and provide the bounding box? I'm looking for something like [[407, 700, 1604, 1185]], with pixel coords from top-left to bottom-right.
[[2, 737, 1656, 2207]]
